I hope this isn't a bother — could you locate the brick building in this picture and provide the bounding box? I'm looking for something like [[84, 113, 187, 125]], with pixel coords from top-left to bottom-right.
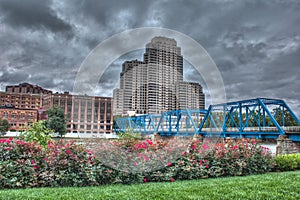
[[0, 105, 38, 131], [6, 82, 52, 94], [49, 92, 113, 134], [0, 91, 47, 110], [0, 83, 113, 136]]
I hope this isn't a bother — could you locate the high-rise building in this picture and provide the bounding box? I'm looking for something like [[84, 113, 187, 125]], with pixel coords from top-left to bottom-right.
[[113, 36, 205, 115]]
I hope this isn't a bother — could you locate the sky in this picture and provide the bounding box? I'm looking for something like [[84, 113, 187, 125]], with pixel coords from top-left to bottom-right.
[[0, 0, 299, 116]]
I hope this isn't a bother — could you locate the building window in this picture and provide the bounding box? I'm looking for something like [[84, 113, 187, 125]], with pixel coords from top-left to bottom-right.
[[12, 113, 17, 119], [20, 114, 25, 120], [3, 112, 8, 118]]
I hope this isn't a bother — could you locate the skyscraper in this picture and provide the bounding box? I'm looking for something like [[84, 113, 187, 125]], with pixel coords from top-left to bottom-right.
[[113, 36, 205, 115]]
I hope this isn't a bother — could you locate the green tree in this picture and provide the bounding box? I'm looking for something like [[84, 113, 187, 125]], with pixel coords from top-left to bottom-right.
[[19, 120, 53, 147], [46, 107, 67, 137], [273, 108, 298, 126], [0, 118, 10, 135]]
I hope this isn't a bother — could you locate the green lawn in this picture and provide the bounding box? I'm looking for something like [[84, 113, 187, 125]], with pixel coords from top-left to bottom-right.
[[0, 171, 299, 200]]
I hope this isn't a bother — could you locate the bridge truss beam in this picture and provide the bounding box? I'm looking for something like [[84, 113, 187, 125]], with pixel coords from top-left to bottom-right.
[[115, 98, 300, 141]]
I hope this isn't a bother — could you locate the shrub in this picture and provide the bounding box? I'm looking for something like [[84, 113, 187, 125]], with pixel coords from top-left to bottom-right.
[[0, 138, 98, 188], [40, 140, 98, 187], [275, 153, 300, 171], [0, 138, 45, 188], [89, 137, 191, 174], [19, 120, 53, 148], [0, 136, 275, 188], [144, 138, 274, 183]]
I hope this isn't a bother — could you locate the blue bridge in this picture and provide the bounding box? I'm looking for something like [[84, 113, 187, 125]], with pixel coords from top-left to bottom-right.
[[115, 98, 300, 141]]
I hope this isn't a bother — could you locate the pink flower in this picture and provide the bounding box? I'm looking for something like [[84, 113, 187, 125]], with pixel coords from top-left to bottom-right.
[[232, 145, 239, 150], [136, 143, 147, 149], [191, 145, 196, 149], [167, 162, 172, 167], [144, 156, 150, 161], [44, 157, 49, 161], [9, 137, 13, 141], [205, 164, 209, 169], [199, 160, 203, 166], [170, 178, 175, 182], [202, 143, 209, 151], [31, 160, 35, 164], [33, 166, 38, 170], [48, 142, 55, 149], [66, 149, 71, 155], [143, 178, 147, 183], [6, 147, 11, 151], [146, 139, 153, 145], [134, 162, 138, 166], [87, 150, 93, 155]]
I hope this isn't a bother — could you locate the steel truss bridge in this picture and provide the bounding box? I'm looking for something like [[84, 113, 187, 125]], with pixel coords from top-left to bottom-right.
[[115, 98, 300, 141]]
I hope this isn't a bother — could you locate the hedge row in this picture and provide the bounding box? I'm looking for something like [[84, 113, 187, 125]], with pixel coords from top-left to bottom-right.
[[275, 153, 300, 171], [0, 137, 286, 189]]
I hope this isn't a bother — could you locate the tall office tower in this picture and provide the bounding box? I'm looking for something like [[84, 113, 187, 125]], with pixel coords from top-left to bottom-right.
[[113, 36, 205, 115]]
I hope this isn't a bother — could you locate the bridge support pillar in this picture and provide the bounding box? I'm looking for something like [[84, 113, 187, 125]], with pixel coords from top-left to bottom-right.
[[276, 135, 300, 155]]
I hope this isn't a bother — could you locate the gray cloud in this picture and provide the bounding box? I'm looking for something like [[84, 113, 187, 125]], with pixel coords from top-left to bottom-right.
[[0, 0, 73, 37], [0, 0, 299, 116]]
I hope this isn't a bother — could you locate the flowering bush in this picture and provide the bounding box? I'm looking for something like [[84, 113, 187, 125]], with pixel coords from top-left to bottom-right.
[[0, 136, 275, 188], [0, 138, 45, 188], [39, 140, 97, 187], [145, 138, 274, 182], [89, 136, 192, 174], [0, 138, 97, 188]]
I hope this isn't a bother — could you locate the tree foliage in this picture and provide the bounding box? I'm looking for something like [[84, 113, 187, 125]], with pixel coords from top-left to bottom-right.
[[273, 108, 298, 126], [0, 118, 10, 135], [19, 120, 53, 147], [46, 107, 67, 137]]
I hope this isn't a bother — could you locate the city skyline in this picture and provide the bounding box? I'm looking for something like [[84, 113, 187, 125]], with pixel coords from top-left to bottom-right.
[[0, 0, 299, 116]]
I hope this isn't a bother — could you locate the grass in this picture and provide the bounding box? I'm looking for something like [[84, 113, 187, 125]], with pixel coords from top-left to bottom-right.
[[0, 171, 299, 200]]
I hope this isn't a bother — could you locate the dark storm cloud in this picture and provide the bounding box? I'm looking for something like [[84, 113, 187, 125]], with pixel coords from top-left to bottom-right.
[[0, 68, 30, 83], [0, 0, 299, 115], [0, 0, 73, 37]]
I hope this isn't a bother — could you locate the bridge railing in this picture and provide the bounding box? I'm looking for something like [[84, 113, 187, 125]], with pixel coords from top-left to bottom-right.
[[283, 126, 300, 132]]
